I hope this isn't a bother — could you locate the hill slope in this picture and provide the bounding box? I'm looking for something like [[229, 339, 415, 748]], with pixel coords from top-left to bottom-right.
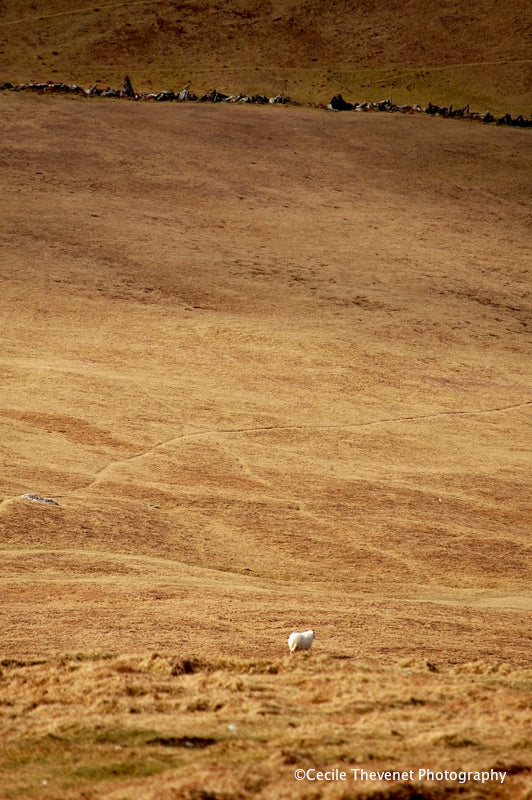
[[1, 93, 530, 665], [0, 54, 531, 798], [1, 0, 531, 113]]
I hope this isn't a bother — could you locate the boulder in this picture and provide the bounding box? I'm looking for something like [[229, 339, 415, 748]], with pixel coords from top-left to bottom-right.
[[327, 93, 353, 111], [177, 86, 197, 101], [269, 93, 296, 105], [121, 75, 136, 98], [199, 89, 229, 102]]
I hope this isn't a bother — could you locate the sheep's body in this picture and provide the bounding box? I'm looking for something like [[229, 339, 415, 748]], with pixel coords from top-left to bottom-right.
[[288, 629, 315, 653]]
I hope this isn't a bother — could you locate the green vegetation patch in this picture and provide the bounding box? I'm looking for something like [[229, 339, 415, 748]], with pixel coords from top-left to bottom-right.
[[72, 757, 171, 781], [66, 725, 158, 746], [0, 659, 48, 669], [0, 727, 189, 795]]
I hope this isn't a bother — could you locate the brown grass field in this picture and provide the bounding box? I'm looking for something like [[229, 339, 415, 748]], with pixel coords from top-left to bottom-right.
[[1, 2, 531, 798]]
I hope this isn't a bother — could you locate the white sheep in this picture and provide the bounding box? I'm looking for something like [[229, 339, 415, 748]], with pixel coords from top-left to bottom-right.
[[288, 629, 315, 653]]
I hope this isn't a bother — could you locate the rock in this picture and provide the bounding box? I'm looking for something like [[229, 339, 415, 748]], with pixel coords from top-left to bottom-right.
[[224, 92, 246, 102], [497, 112, 513, 126], [153, 90, 176, 101], [374, 97, 392, 111], [121, 75, 136, 98], [22, 494, 59, 506], [177, 85, 197, 101], [25, 82, 48, 92], [453, 102, 469, 118], [513, 115, 531, 127], [199, 89, 228, 102], [246, 94, 269, 104], [269, 93, 296, 105], [327, 93, 354, 111]]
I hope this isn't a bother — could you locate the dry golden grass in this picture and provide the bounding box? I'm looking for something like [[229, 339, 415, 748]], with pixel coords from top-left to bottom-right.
[[0, 79, 531, 798], [1, 653, 531, 799], [1, 0, 531, 113]]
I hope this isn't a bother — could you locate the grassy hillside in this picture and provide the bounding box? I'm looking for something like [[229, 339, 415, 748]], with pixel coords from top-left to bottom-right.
[[1, 0, 531, 113], [0, 26, 531, 799]]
